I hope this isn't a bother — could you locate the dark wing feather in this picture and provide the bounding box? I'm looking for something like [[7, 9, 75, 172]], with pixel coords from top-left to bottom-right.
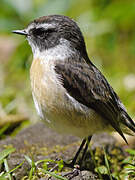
[[55, 61, 135, 143]]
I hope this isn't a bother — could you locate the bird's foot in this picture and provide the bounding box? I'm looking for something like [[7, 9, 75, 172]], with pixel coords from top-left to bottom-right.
[[63, 160, 75, 169], [63, 165, 81, 180]]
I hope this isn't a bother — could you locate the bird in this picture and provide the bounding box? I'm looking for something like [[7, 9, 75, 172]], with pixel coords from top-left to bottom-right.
[[13, 15, 135, 168]]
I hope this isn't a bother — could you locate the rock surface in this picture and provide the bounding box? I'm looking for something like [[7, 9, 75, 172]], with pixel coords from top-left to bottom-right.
[[0, 122, 116, 179]]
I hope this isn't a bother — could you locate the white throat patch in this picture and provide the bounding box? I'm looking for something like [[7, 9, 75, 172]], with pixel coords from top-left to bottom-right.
[[29, 38, 75, 62]]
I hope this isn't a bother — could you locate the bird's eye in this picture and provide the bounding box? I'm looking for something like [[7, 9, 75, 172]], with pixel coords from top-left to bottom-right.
[[32, 28, 45, 37], [32, 28, 54, 38]]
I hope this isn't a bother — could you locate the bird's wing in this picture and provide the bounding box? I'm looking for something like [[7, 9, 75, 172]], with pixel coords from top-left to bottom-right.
[[55, 60, 135, 143]]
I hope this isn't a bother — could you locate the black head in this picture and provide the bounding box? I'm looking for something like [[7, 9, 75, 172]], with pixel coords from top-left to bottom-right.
[[13, 15, 88, 59]]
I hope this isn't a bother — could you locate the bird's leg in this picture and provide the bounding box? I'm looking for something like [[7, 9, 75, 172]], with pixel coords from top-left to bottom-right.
[[71, 138, 87, 167], [79, 136, 92, 167], [63, 137, 92, 179], [64, 138, 86, 168]]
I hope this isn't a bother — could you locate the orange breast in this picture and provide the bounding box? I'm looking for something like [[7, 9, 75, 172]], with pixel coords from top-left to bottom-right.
[[30, 58, 65, 113], [30, 58, 44, 103]]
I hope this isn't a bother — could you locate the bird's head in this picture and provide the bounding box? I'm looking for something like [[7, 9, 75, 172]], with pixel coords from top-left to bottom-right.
[[13, 15, 88, 60]]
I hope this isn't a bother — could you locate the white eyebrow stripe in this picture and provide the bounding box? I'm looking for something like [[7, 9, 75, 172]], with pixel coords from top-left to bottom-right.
[[36, 23, 56, 29], [26, 23, 56, 33], [26, 23, 35, 32]]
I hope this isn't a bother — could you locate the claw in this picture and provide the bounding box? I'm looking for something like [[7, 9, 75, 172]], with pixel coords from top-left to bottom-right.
[[63, 167, 81, 179]]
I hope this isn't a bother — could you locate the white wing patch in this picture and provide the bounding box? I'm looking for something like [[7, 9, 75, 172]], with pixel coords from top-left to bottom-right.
[[32, 92, 44, 120]]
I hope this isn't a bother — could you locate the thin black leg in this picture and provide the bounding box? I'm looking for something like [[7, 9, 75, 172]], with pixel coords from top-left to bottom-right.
[[64, 136, 92, 168], [80, 136, 92, 165], [64, 138, 86, 167], [71, 138, 86, 166]]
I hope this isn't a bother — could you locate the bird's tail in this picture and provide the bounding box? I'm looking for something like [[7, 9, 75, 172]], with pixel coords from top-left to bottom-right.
[[121, 111, 135, 136]]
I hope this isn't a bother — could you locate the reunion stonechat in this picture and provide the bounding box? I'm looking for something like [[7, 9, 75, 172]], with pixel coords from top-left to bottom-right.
[[13, 15, 135, 167]]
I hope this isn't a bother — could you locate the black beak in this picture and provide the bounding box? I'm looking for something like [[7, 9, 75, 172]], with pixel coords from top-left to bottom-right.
[[12, 30, 28, 36]]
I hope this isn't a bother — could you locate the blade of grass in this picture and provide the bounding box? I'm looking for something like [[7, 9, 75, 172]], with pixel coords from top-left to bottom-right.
[[89, 148, 103, 180], [35, 158, 64, 172], [1, 160, 24, 178], [103, 147, 113, 180], [0, 123, 10, 136], [40, 169, 68, 180], [29, 167, 35, 180], [24, 155, 36, 180], [24, 155, 33, 166], [126, 149, 135, 156], [35, 158, 56, 166], [3, 158, 12, 180], [0, 148, 16, 163]]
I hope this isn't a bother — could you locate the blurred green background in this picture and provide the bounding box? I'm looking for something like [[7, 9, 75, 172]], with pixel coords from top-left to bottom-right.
[[0, 0, 135, 135]]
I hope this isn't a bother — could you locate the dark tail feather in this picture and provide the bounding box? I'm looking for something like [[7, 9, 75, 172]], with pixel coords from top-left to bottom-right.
[[121, 111, 135, 133], [108, 115, 128, 144]]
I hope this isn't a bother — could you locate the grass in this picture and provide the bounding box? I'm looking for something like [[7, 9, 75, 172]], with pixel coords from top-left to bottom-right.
[[0, 148, 67, 180], [0, 145, 135, 179], [103, 147, 113, 180], [24, 155, 67, 180], [93, 146, 135, 180]]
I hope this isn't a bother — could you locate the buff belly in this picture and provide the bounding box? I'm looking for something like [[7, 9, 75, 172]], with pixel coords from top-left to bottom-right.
[[30, 58, 111, 138]]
